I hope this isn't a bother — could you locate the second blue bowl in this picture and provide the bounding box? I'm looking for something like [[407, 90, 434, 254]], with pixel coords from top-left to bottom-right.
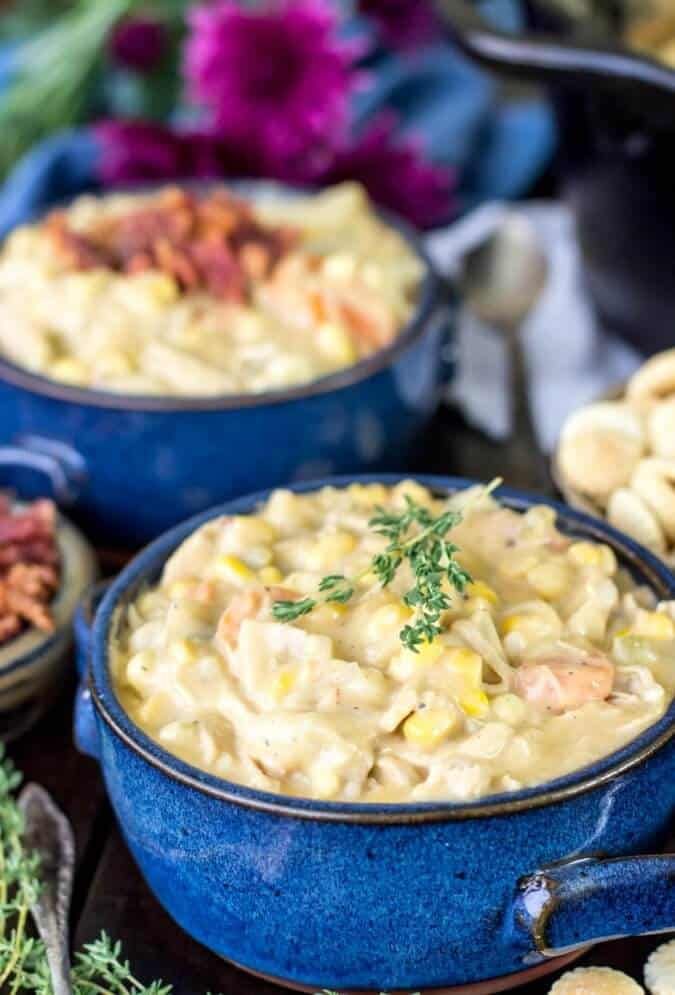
[[0, 186, 447, 547]]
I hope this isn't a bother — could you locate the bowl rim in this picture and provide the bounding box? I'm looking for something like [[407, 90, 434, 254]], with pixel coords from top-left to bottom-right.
[[0, 181, 442, 413], [88, 473, 675, 824]]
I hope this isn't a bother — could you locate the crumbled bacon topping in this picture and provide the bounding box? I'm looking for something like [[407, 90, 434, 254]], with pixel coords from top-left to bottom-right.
[[45, 186, 297, 302], [0, 497, 60, 645]]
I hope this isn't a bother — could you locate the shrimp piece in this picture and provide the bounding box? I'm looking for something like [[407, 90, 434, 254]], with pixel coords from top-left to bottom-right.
[[338, 297, 394, 350], [216, 586, 296, 648], [515, 648, 615, 713]]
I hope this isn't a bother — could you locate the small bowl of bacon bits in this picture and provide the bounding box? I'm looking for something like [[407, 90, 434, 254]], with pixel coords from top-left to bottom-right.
[[0, 495, 96, 739]]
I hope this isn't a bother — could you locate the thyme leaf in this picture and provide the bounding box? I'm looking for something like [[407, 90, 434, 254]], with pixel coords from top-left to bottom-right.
[[0, 746, 173, 994], [272, 481, 501, 651]]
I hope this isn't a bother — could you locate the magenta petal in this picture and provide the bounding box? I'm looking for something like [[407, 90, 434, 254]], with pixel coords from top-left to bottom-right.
[[109, 17, 167, 73], [95, 122, 183, 185], [184, 0, 361, 176], [95, 121, 259, 187], [358, 0, 440, 50], [319, 114, 456, 228]]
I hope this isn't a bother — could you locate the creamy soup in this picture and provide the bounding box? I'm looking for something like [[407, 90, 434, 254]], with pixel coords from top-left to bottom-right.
[[0, 183, 422, 398], [112, 483, 675, 803]]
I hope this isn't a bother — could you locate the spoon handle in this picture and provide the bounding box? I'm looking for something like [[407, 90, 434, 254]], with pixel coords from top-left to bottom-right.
[[506, 331, 549, 492], [19, 784, 75, 995]]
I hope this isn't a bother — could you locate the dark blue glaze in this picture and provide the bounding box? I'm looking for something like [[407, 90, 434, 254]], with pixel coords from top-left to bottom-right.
[[73, 580, 109, 679], [509, 854, 675, 959], [74, 476, 675, 991], [0, 188, 447, 549]]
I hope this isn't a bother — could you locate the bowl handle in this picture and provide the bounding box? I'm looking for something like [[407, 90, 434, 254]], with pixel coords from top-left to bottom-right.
[[507, 854, 675, 957], [74, 681, 101, 762], [0, 437, 87, 506], [72, 581, 111, 762]]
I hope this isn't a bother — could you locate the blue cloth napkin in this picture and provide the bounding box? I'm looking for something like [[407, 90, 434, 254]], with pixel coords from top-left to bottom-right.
[[0, 3, 555, 236]]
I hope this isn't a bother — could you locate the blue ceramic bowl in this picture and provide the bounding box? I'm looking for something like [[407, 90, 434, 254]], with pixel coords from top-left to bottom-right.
[[0, 185, 447, 549], [74, 476, 675, 993]]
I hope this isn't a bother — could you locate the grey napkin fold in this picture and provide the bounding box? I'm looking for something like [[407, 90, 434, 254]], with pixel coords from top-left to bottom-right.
[[426, 202, 641, 452]]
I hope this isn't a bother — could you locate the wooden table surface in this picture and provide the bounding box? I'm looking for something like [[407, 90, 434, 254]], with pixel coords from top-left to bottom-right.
[[8, 404, 673, 995]]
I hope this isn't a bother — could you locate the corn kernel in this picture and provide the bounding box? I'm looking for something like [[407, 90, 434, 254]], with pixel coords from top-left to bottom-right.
[[176, 323, 203, 348], [405, 638, 444, 667], [148, 273, 179, 304], [317, 322, 357, 364], [445, 647, 483, 685], [459, 688, 490, 718], [258, 566, 283, 585], [466, 581, 499, 605], [501, 614, 526, 636], [213, 554, 256, 584], [499, 552, 539, 579], [246, 544, 273, 568], [348, 482, 389, 505], [322, 252, 357, 281], [394, 480, 434, 508], [167, 578, 197, 600], [234, 309, 265, 341], [528, 561, 570, 600], [271, 666, 296, 700], [525, 506, 557, 530], [138, 590, 163, 616], [126, 650, 156, 691], [168, 639, 199, 666], [138, 692, 177, 727], [403, 708, 458, 749], [491, 693, 526, 725], [95, 348, 134, 378], [568, 542, 608, 568], [312, 768, 341, 799], [325, 602, 348, 618], [308, 531, 357, 569], [631, 612, 675, 640], [238, 516, 278, 544], [50, 357, 88, 385], [367, 602, 413, 639], [313, 601, 349, 624]]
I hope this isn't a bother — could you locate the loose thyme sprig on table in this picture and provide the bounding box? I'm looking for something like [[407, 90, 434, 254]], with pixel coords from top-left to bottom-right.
[[272, 479, 501, 652], [0, 746, 173, 995]]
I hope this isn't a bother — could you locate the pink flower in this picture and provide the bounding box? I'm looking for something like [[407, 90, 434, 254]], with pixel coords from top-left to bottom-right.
[[358, 0, 439, 50], [184, 0, 364, 179], [320, 114, 455, 228], [95, 121, 258, 187], [109, 17, 167, 73]]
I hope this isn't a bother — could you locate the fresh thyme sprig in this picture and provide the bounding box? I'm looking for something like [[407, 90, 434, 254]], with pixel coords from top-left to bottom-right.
[[0, 746, 174, 995], [272, 480, 501, 652]]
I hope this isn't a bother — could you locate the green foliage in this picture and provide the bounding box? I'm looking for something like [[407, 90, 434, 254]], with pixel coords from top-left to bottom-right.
[[272, 491, 484, 652], [0, 0, 189, 179], [0, 746, 172, 994]]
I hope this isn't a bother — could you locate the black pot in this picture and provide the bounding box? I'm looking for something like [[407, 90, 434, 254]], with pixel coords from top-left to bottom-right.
[[438, 0, 675, 355]]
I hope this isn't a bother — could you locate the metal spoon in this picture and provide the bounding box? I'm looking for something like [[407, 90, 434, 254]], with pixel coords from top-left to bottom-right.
[[19, 784, 75, 995], [456, 211, 549, 490]]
